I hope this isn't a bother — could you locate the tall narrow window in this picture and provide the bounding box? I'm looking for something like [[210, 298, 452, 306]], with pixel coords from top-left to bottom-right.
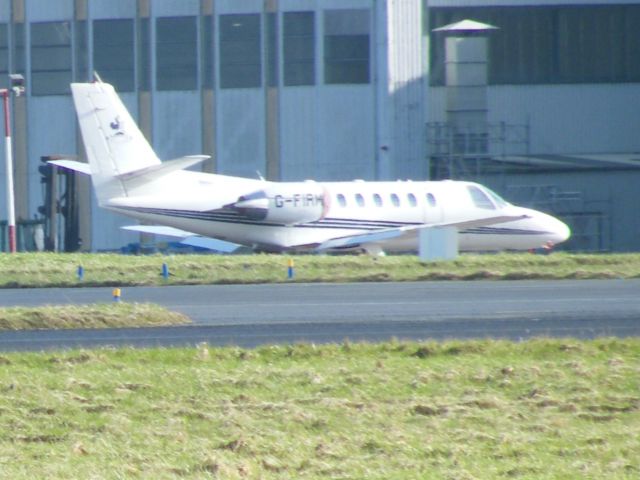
[[324, 9, 370, 84], [0, 24, 8, 89], [94, 19, 134, 91], [284, 11, 314, 86], [13, 23, 25, 79], [220, 14, 261, 89], [75, 20, 89, 82], [31, 22, 72, 95], [157, 17, 197, 91]]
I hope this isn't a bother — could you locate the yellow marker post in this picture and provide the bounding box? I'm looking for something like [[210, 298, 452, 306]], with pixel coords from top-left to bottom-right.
[[287, 258, 294, 279], [112, 287, 121, 302]]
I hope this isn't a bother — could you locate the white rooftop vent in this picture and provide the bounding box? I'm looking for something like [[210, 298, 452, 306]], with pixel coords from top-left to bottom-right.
[[433, 19, 498, 33]]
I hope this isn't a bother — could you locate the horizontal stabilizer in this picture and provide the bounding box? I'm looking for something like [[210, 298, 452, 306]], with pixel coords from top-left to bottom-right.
[[117, 155, 210, 189], [313, 214, 528, 251], [121, 225, 240, 253], [47, 159, 92, 175]]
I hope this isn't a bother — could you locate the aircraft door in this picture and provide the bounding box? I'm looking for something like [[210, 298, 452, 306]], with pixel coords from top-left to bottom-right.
[[423, 191, 444, 225]]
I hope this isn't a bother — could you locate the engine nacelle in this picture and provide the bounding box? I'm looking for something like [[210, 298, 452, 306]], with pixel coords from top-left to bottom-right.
[[230, 182, 328, 225]]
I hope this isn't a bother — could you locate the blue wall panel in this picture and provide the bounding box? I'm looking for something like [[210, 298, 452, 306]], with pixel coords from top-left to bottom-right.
[[216, 90, 265, 178], [153, 91, 202, 161]]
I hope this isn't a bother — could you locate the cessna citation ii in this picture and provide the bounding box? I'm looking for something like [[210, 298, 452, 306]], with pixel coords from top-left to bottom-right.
[[51, 81, 570, 255]]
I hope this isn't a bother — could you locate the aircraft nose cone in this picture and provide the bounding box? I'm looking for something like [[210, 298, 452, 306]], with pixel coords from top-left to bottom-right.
[[549, 217, 571, 245]]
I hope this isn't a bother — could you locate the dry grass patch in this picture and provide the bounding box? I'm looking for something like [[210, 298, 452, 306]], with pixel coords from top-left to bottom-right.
[[0, 338, 638, 478], [0, 303, 190, 330]]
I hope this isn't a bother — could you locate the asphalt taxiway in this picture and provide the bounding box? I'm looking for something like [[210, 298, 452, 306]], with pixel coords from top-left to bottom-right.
[[0, 280, 638, 350]]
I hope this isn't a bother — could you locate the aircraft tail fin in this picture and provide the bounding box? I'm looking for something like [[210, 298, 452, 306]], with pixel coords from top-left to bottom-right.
[[71, 82, 161, 204]]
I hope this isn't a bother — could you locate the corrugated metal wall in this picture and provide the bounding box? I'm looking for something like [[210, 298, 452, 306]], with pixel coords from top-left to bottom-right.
[[387, 0, 427, 179], [3, 0, 638, 251], [429, 84, 640, 155]]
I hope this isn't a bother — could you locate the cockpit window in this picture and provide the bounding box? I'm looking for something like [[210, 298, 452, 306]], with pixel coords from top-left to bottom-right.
[[484, 188, 509, 208], [467, 185, 495, 210]]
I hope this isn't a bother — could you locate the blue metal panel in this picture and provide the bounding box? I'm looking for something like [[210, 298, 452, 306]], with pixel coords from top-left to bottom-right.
[[26, 0, 73, 21], [153, 91, 202, 161], [317, 86, 375, 181], [216, 0, 263, 15], [0, 2, 9, 22], [280, 89, 317, 180], [488, 84, 640, 154], [280, 86, 375, 181], [151, 0, 200, 17], [88, 0, 136, 19], [216, 90, 266, 178], [27, 97, 75, 216]]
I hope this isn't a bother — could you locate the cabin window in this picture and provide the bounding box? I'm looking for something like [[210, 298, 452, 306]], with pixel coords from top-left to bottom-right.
[[337, 193, 347, 207], [408, 193, 417, 207], [426, 193, 437, 207], [355, 193, 365, 207], [373, 193, 383, 207], [467, 185, 495, 210], [390, 193, 400, 207]]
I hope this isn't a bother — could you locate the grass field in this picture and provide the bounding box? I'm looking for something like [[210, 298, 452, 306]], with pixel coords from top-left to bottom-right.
[[1, 252, 640, 288], [0, 339, 638, 479], [0, 303, 190, 330]]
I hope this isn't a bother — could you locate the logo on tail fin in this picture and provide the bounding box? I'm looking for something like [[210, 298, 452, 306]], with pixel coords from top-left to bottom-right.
[[110, 116, 124, 135]]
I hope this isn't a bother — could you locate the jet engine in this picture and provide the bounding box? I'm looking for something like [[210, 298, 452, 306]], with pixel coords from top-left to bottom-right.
[[229, 183, 328, 225]]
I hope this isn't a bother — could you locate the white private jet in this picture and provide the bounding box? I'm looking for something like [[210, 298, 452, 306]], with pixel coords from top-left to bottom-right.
[[51, 81, 570, 254]]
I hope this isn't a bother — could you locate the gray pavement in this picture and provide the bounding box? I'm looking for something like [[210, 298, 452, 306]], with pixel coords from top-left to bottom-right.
[[0, 280, 638, 350]]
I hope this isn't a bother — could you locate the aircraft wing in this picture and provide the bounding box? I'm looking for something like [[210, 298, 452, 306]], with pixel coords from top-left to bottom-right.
[[121, 225, 241, 253], [312, 214, 528, 251]]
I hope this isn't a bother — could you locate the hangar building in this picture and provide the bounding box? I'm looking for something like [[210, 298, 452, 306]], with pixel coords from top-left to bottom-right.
[[0, 0, 638, 252]]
